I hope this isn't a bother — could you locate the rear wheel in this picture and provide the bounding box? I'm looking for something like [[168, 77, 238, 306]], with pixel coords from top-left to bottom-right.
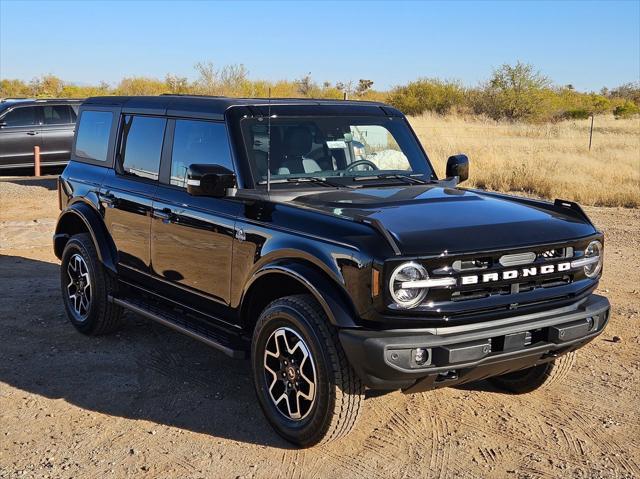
[[252, 294, 364, 447], [488, 351, 576, 394], [60, 233, 123, 335]]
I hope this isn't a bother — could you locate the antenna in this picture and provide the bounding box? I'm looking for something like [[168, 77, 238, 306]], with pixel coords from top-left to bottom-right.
[[266, 88, 272, 193]]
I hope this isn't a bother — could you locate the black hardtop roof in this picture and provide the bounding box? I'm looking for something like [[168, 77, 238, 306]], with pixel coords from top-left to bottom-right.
[[81, 95, 403, 119]]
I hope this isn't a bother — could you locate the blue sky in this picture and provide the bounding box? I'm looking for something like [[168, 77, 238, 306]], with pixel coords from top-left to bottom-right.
[[1, 0, 639, 91]]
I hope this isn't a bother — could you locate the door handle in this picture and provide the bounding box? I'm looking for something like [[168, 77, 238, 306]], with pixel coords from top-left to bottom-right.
[[100, 192, 117, 208], [26, 131, 38, 136], [152, 208, 174, 223]]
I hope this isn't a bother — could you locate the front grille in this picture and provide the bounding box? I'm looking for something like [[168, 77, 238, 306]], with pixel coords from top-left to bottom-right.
[[450, 274, 572, 302], [391, 237, 600, 318], [384, 236, 602, 322]]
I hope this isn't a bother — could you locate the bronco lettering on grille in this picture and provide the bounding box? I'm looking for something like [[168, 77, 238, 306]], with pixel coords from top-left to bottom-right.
[[460, 262, 571, 285]]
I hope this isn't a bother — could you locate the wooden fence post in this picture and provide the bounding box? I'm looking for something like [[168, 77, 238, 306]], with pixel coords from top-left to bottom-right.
[[34, 146, 41, 177]]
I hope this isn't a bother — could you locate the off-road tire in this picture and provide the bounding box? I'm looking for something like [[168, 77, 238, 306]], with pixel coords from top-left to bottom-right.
[[60, 233, 123, 335], [252, 294, 364, 447], [488, 351, 577, 394]]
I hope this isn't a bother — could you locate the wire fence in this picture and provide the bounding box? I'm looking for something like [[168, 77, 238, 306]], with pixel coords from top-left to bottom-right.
[[409, 118, 640, 149]]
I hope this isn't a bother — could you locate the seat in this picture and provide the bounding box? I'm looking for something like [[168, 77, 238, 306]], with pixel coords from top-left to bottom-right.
[[279, 127, 321, 174]]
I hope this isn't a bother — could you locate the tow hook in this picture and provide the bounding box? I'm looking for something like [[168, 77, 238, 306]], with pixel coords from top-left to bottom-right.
[[436, 370, 458, 382]]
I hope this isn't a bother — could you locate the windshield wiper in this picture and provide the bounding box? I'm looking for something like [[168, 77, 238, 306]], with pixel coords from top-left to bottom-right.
[[353, 173, 430, 185], [287, 176, 346, 187], [258, 176, 345, 187]]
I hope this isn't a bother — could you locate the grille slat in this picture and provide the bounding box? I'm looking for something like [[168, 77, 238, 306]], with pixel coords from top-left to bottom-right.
[[450, 275, 572, 302]]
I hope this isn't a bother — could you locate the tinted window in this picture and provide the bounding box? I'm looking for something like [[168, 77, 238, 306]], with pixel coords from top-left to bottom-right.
[[170, 120, 233, 187], [75, 110, 113, 162], [2, 107, 37, 127], [120, 115, 166, 181], [43, 105, 72, 125]]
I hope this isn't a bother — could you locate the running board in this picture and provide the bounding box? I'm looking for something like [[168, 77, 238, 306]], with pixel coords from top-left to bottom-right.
[[109, 296, 247, 359]]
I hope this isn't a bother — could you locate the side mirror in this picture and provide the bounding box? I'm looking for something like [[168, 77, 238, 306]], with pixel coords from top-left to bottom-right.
[[186, 164, 236, 197], [446, 154, 469, 183]]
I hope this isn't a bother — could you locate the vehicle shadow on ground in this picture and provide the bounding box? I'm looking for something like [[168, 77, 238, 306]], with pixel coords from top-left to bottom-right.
[[0, 254, 296, 449], [454, 381, 502, 393]]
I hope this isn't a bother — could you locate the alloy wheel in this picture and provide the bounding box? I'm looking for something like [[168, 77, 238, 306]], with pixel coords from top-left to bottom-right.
[[263, 327, 317, 421], [66, 253, 92, 320]]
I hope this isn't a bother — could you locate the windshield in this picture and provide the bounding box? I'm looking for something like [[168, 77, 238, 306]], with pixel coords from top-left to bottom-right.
[[240, 116, 433, 186]]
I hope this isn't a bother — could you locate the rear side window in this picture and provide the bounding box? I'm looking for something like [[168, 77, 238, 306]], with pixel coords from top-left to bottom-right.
[[75, 110, 113, 162], [119, 115, 166, 181], [169, 120, 233, 187], [2, 106, 37, 127], [43, 105, 73, 124]]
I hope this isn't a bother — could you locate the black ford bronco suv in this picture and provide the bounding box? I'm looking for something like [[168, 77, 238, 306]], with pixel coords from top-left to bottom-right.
[[54, 95, 610, 446]]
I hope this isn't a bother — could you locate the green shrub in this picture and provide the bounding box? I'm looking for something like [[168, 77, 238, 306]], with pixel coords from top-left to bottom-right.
[[387, 78, 466, 115], [473, 62, 551, 121], [613, 101, 640, 119], [563, 108, 591, 119]]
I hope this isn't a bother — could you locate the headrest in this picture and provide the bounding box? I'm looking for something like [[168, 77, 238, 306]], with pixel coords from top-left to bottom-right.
[[284, 127, 312, 157]]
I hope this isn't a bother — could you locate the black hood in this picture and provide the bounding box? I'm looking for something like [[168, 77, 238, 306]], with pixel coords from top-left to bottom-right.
[[287, 185, 597, 255]]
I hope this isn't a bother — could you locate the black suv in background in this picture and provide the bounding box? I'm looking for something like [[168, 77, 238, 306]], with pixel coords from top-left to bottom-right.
[[54, 95, 610, 446], [0, 98, 82, 170]]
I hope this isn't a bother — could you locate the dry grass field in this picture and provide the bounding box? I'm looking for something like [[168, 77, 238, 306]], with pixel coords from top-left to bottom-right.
[[410, 114, 640, 208]]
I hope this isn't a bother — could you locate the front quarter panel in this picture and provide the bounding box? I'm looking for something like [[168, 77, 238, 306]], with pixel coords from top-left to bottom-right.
[[231, 199, 386, 325]]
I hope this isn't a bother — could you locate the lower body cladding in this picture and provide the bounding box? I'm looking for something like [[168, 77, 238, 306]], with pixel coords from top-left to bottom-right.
[[339, 294, 610, 393]]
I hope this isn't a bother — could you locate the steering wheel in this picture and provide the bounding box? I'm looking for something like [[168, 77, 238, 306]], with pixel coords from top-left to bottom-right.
[[346, 159, 379, 172]]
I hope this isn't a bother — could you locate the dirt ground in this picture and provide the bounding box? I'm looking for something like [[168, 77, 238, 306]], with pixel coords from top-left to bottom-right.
[[1, 177, 639, 479]]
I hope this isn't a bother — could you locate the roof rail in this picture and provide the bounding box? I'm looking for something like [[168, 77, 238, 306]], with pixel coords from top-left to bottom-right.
[[157, 93, 382, 104], [160, 93, 228, 98], [34, 98, 85, 102]]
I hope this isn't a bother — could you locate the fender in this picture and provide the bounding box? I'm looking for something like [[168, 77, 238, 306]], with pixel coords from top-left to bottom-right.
[[53, 202, 118, 274], [242, 260, 361, 329], [471, 189, 597, 229]]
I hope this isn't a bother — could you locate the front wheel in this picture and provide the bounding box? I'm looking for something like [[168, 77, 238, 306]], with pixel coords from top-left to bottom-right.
[[488, 351, 577, 394], [252, 295, 364, 447]]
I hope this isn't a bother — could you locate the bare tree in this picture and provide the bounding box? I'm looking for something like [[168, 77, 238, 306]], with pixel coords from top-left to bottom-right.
[[356, 79, 374, 96], [193, 61, 249, 96], [165, 74, 190, 93], [218, 64, 249, 95], [336, 80, 354, 98], [194, 61, 218, 95], [296, 73, 314, 96]]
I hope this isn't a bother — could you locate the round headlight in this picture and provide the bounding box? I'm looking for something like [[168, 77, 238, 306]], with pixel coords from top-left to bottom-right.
[[583, 240, 603, 278], [389, 262, 428, 308]]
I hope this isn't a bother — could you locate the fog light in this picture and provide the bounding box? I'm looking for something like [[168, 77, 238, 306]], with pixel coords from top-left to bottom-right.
[[414, 348, 428, 365]]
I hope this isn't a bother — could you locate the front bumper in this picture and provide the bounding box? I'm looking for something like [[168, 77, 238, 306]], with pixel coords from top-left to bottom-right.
[[339, 294, 610, 392]]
